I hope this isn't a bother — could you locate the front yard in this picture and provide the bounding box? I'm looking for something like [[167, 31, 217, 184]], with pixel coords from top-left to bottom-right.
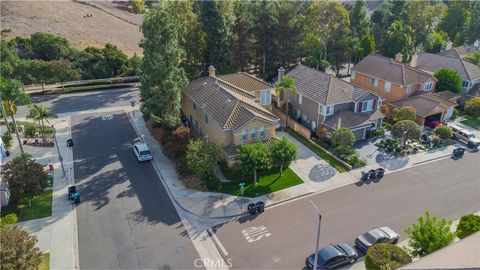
[[461, 114, 480, 130], [1, 189, 52, 222], [219, 168, 303, 197]]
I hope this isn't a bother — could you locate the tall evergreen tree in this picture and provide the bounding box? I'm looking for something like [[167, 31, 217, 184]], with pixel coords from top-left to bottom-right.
[[463, 1, 480, 44], [384, 20, 412, 60], [252, 1, 278, 80], [199, 1, 233, 74], [439, 1, 472, 43], [140, 4, 188, 128], [275, 1, 305, 69], [348, 0, 371, 38], [231, 0, 255, 72]]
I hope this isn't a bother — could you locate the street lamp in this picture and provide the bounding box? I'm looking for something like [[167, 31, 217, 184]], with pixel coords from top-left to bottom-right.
[[308, 200, 322, 270], [47, 119, 66, 178]]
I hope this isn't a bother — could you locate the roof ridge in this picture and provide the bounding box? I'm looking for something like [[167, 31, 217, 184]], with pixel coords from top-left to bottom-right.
[[240, 72, 272, 87], [325, 75, 333, 104], [216, 77, 256, 99], [223, 100, 241, 129], [458, 58, 472, 81]]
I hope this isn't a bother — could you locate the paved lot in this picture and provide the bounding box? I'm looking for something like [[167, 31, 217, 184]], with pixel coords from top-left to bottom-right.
[[72, 111, 200, 269], [212, 152, 480, 269]]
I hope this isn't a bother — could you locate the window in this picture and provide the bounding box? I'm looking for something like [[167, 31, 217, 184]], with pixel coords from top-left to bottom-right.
[[406, 85, 412, 94], [189, 115, 192, 125], [423, 82, 433, 91], [261, 90, 272, 105], [259, 126, 266, 139], [384, 81, 391, 93], [362, 100, 373, 112], [195, 120, 198, 129], [241, 129, 247, 143], [193, 102, 196, 110], [311, 121, 317, 131], [462, 81, 470, 88], [205, 114, 209, 124], [371, 78, 378, 87], [351, 71, 356, 80], [325, 106, 334, 116], [297, 94, 303, 105], [250, 128, 256, 140]]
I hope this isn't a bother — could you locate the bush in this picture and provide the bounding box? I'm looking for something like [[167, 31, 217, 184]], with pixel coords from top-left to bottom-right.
[[434, 125, 452, 140], [176, 155, 192, 176], [0, 213, 18, 228], [465, 97, 480, 117], [345, 154, 367, 168], [374, 127, 385, 137], [382, 122, 391, 130], [202, 173, 222, 192], [431, 135, 442, 148], [332, 128, 355, 148], [456, 214, 480, 239], [1, 133, 13, 148], [23, 123, 37, 138], [220, 160, 245, 181], [365, 243, 412, 270]]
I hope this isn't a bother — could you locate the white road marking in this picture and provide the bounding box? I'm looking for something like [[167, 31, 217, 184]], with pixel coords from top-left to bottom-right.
[[242, 226, 271, 243], [102, 115, 113, 120], [208, 229, 229, 256]]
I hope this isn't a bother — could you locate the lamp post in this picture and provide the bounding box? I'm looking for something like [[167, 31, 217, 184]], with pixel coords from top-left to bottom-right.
[[48, 119, 66, 178], [308, 200, 322, 270]]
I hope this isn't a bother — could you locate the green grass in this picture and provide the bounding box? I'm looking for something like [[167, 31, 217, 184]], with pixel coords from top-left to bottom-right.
[[461, 115, 480, 130], [283, 128, 349, 172], [38, 252, 50, 270], [219, 168, 303, 197], [1, 189, 53, 222], [47, 83, 136, 94], [12, 121, 54, 137]]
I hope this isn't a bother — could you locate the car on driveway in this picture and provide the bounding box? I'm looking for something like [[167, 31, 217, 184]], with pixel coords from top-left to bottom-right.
[[450, 125, 480, 146], [133, 143, 153, 161], [305, 244, 358, 269], [355, 227, 399, 253]]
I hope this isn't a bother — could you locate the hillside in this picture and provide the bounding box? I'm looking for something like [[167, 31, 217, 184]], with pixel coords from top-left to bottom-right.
[[0, 0, 143, 57]]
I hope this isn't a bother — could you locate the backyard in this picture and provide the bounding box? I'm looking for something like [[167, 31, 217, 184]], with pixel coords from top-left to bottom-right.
[[219, 168, 303, 197]]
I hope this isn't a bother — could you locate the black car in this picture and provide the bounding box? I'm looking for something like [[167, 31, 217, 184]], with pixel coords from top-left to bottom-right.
[[305, 244, 358, 269]]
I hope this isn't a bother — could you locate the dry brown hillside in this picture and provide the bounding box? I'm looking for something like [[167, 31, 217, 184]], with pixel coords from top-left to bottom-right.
[[1, 0, 143, 57]]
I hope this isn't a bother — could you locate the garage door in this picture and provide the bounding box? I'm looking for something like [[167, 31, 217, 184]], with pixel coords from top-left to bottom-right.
[[352, 128, 366, 141]]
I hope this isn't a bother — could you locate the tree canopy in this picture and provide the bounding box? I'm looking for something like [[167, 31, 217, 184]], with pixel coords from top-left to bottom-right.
[[185, 139, 221, 177], [238, 143, 271, 185], [271, 137, 297, 177], [0, 226, 42, 270], [434, 68, 462, 93]]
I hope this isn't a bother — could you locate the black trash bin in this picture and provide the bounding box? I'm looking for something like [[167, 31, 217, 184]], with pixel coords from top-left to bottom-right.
[[376, 168, 385, 178], [256, 201, 265, 213], [68, 186, 76, 200], [368, 169, 377, 180], [247, 203, 257, 215], [66, 139, 74, 147]]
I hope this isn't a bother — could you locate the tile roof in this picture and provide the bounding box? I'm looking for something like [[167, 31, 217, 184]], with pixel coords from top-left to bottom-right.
[[390, 93, 457, 117], [413, 53, 480, 81], [432, 90, 460, 101], [438, 44, 479, 59], [217, 73, 272, 92], [352, 54, 434, 85], [323, 109, 383, 130], [466, 83, 480, 97], [183, 76, 278, 132], [287, 64, 375, 105]]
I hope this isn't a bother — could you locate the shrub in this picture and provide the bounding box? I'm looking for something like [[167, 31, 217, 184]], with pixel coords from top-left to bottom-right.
[[434, 125, 452, 140], [456, 214, 480, 239], [202, 173, 222, 192], [1, 133, 13, 148], [431, 135, 442, 148], [345, 154, 366, 168], [393, 106, 417, 122], [434, 68, 462, 93], [465, 97, 480, 117], [365, 243, 412, 270], [382, 122, 391, 130], [176, 155, 192, 176], [23, 123, 37, 138], [220, 160, 245, 181], [0, 213, 18, 228], [375, 128, 385, 137], [332, 128, 355, 148], [186, 139, 222, 177]]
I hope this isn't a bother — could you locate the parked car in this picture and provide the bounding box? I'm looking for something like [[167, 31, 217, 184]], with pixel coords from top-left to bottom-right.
[[355, 227, 399, 253], [424, 119, 443, 129], [133, 143, 153, 161], [305, 244, 358, 269], [450, 125, 480, 146]]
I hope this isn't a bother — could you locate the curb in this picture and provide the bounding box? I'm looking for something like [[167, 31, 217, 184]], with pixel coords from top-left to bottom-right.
[[126, 111, 249, 220]]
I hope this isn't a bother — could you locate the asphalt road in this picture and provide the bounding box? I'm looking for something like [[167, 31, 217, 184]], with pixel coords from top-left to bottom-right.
[[72, 111, 200, 269], [17, 88, 139, 117], [213, 153, 480, 269]]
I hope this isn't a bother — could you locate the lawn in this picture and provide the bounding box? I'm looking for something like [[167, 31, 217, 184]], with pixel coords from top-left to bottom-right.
[[1, 189, 53, 222], [219, 168, 303, 197], [461, 115, 480, 130], [14, 121, 54, 137], [283, 128, 350, 172], [38, 252, 50, 270]]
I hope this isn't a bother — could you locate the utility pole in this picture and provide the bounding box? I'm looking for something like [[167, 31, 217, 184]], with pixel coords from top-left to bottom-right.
[[49, 120, 66, 178], [309, 200, 322, 270]]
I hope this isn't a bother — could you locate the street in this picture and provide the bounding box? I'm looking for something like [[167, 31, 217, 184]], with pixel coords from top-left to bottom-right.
[[72, 111, 200, 269], [213, 153, 480, 269]]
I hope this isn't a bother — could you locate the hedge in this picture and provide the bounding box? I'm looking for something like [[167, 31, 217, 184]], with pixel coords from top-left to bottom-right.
[[456, 214, 480, 239], [365, 243, 412, 270]]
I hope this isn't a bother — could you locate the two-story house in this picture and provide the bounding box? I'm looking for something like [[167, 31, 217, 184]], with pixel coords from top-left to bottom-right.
[[278, 64, 384, 141], [351, 54, 457, 127], [181, 66, 280, 161]]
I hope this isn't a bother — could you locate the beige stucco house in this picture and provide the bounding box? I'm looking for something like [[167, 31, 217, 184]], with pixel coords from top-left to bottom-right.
[[181, 66, 280, 159]]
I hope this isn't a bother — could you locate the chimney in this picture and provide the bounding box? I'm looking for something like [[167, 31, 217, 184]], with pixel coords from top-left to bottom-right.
[[410, 54, 418, 68], [446, 41, 453, 50], [394, 53, 403, 62], [208, 65, 216, 77], [277, 67, 285, 82]]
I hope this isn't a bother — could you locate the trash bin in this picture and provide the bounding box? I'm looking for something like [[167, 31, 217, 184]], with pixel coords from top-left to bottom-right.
[[72, 192, 80, 204], [68, 186, 76, 200], [247, 203, 257, 215], [368, 169, 377, 180], [256, 201, 265, 213], [66, 139, 74, 147], [375, 168, 385, 178], [361, 171, 369, 181]]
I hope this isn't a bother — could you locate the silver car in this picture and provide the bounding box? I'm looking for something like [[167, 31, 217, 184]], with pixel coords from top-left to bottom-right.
[[355, 227, 399, 253]]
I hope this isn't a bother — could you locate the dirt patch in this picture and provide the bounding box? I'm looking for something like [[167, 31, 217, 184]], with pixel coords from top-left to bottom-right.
[[1, 0, 143, 57]]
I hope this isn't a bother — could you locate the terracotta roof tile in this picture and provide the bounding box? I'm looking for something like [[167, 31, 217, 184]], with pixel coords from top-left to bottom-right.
[[413, 53, 480, 81], [323, 109, 383, 130], [217, 73, 272, 92]]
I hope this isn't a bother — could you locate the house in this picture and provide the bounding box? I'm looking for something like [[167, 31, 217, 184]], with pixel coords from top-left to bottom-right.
[[438, 42, 479, 60], [390, 92, 457, 127], [351, 54, 437, 103], [278, 64, 384, 141], [181, 66, 280, 160], [411, 52, 480, 93]]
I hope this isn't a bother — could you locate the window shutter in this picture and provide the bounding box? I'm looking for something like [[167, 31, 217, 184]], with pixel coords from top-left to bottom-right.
[[357, 102, 362, 112], [372, 100, 377, 110]]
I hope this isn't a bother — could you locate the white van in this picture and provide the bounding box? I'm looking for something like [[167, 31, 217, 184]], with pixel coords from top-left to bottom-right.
[[449, 125, 480, 146]]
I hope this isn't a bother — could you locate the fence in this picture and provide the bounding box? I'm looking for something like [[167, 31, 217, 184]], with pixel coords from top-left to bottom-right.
[[271, 106, 312, 140], [23, 76, 140, 93]]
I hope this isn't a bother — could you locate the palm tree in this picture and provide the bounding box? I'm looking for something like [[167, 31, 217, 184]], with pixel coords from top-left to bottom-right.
[[274, 75, 297, 130], [27, 104, 57, 145], [0, 77, 30, 153], [1, 100, 10, 136]]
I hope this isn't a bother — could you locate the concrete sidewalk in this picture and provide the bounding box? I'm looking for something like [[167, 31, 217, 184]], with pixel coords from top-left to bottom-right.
[[5, 117, 78, 269]]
